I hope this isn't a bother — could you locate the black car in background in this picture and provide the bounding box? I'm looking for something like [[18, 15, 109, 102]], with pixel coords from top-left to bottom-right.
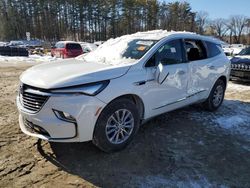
[[230, 47, 250, 82]]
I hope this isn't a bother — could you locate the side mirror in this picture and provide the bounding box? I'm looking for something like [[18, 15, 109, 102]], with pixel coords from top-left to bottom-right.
[[155, 63, 169, 84]]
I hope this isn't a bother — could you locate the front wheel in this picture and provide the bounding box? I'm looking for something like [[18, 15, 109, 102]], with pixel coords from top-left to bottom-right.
[[93, 98, 140, 152], [203, 79, 226, 111]]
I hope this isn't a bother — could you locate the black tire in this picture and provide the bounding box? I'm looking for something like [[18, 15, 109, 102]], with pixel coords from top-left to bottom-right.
[[203, 79, 226, 111], [93, 98, 140, 153]]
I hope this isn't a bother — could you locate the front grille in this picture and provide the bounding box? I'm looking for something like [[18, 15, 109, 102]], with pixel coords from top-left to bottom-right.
[[230, 70, 250, 79], [231, 64, 250, 71], [19, 84, 49, 113]]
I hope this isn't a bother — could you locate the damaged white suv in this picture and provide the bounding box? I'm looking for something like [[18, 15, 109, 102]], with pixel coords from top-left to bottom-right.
[[17, 30, 230, 152]]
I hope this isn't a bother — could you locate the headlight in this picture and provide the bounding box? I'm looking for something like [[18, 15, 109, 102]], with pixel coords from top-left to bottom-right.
[[50, 80, 110, 96]]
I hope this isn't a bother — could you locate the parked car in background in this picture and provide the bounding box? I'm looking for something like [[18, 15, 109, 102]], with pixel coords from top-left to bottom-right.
[[79, 42, 97, 53], [17, 31, 230, 152], [8, 40, 44, 48], [230, 47, 250, 82], [222, 46, 233, 59], [0, 46, 29, 57], [0, 42, 7, 46], [51, 41, 83, 58], [222, 44, 245, 57]]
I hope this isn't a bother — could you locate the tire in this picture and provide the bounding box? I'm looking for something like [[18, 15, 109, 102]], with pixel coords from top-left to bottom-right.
[[93, 98, 140, 152], [203, 79, 226, 111]]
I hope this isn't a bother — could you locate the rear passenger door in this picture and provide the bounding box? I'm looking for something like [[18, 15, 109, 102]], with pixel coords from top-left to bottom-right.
[[184, 39, 219, 100]]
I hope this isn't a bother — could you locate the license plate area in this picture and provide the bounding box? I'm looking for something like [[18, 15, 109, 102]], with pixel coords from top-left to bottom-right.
[[234, 72, 244, 77]]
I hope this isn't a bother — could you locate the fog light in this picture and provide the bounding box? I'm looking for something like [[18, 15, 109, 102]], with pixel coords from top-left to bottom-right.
[[53, 109, 76, 123]]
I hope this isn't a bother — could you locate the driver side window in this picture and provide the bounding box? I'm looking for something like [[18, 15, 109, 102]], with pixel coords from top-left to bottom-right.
[[145, 39, 184, 67]]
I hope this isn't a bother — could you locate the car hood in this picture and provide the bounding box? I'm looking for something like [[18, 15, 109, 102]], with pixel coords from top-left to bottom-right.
[[231, 55, 250, 65], [20, 59, 131, 89]]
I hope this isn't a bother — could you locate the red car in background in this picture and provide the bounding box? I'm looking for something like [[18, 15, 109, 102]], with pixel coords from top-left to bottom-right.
[[51, 41, 83, 58]]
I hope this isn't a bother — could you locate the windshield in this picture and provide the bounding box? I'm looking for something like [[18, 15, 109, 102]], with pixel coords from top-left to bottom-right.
[[77, 37, 158, 65], [239, 47, 250, 55], [122, 39, 157, 59]]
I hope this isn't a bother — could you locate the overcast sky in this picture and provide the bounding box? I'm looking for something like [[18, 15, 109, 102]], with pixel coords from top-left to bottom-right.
[[163, 0, 250, 19]]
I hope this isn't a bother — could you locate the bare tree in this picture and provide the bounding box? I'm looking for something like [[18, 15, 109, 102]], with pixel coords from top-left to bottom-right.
[[227, 15, 248, 43], [196, 11, 209, 34], [210, 18, 228, 39], [247, 19, 250, 44]]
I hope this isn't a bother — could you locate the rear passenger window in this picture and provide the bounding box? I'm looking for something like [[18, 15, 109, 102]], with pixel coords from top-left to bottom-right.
[[66, 43, 82, 50], [205, 41, 221, 58], [184, 39, 207, 61]]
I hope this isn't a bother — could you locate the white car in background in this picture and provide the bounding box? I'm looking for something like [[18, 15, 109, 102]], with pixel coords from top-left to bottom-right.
[[79, 42, 97, 53], [17, 30, 230, 152], [222, 44, 245, 58]]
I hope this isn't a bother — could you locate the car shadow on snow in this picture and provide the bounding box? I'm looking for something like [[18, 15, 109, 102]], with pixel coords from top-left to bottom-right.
[[36, 99, 250, 187]]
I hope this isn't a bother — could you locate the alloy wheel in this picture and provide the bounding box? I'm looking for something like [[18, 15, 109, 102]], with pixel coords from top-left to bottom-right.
[[212, 85, 224, 107], [105, 109, 134, 144]]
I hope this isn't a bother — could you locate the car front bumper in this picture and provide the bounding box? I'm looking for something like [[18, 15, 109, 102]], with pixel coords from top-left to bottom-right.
[[17, 94, 106, 142], [230, 69, 250, 82]]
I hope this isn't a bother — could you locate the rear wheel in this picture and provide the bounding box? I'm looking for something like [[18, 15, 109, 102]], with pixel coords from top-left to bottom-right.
[[93, 98, 140, 152], [203, 79, 226, 111]]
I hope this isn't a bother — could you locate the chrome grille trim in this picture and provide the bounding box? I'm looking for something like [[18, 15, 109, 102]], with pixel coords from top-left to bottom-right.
[[19, 84, 49, 113], [231, 64, 250, 71]]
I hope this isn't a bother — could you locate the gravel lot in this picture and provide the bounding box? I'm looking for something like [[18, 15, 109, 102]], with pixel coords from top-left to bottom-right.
[[0, 60, 250, 188]]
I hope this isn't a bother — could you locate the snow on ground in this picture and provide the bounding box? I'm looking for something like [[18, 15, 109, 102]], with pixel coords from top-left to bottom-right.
[[0, 54, 58, 64], [188, 82, 250, 140], [127, 175, 228, 188], [213, 100, 250, 136], [227, 82, 250, 94]]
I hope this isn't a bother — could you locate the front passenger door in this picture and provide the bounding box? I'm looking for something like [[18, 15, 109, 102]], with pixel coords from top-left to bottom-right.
[[143, 39, 189, 118]]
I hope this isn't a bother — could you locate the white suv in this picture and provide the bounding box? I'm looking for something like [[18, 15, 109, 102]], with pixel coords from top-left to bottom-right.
[[17, 30, 230, 152]]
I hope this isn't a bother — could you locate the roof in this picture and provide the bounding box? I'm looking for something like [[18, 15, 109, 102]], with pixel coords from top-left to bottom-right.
[[121, 30, 222, 44], [57, 41, 79, 44]]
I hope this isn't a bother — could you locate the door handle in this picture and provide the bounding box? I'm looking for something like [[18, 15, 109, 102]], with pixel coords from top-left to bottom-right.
[[177, 70, 186, 75], [208, 65, 215, 70]]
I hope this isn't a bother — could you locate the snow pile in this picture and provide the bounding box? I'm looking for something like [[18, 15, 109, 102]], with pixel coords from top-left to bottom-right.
[[0, 54, 58, 64], [0, 42, 7, 46]]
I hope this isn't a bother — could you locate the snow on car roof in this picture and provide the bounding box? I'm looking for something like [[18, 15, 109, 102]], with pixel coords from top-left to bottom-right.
[[79, 30, 221, 66], [115, 30, 221, 44]]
